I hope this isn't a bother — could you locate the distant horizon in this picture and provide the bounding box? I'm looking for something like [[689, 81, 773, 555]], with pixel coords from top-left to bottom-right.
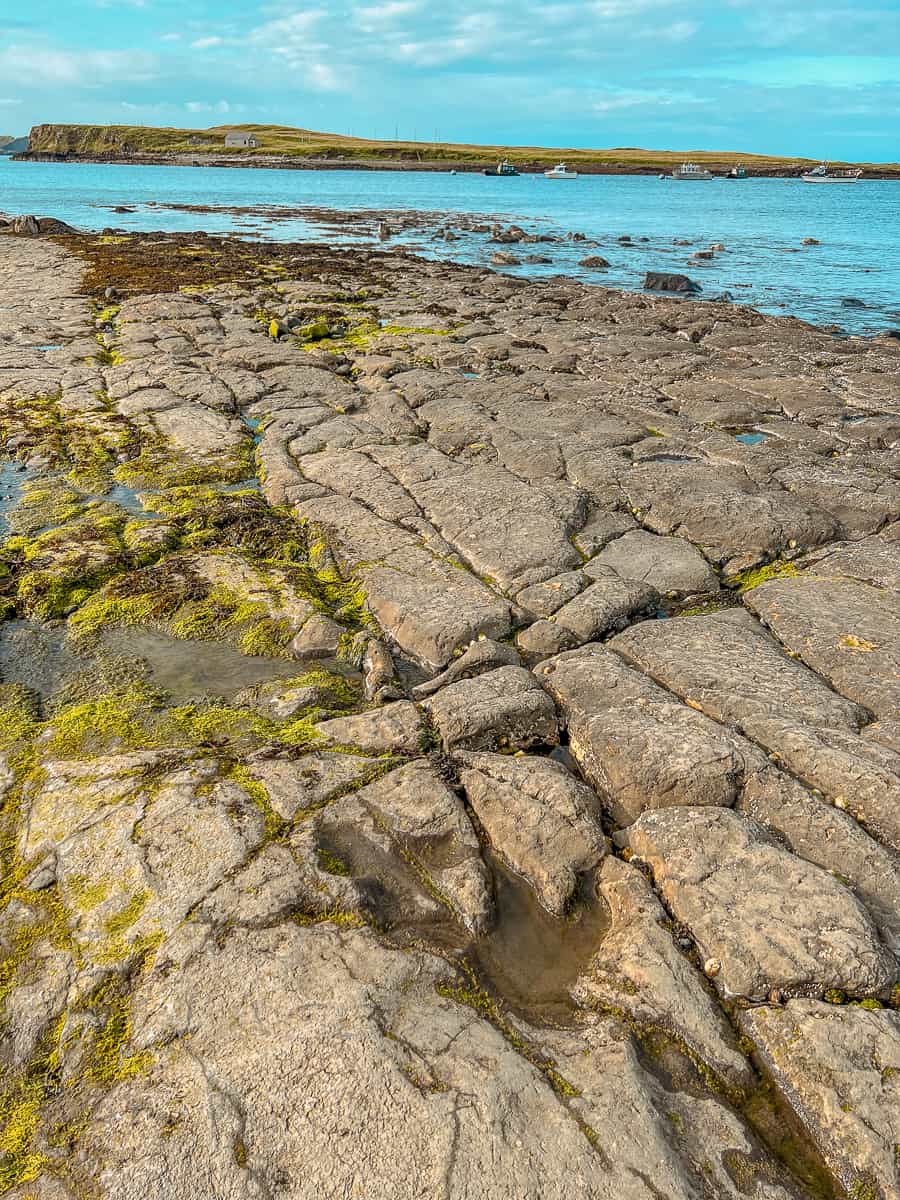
[[5, 120, 898, 168], [1, 2, 898, 163]]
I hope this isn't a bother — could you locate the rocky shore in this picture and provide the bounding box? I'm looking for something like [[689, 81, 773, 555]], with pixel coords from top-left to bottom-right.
[[0, 222, 897, 1199]]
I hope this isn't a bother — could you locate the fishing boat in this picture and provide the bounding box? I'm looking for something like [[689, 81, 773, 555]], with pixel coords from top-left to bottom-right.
[[725, 165, 748, 180], [544, 162, 578, 180], [483, 159, 520, 177], [801, 163, 862, 184], [671, 162, 713, 180]]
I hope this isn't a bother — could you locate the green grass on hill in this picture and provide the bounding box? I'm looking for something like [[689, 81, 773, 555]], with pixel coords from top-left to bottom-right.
[[23, 122, 899, 173]]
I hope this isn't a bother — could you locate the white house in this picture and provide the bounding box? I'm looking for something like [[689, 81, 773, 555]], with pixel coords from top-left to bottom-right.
[[225, 132, 259, 149]]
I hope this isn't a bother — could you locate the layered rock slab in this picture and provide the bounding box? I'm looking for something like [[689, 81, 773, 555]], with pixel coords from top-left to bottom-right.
[[43, 921, 801, 1200], [610, 612, 900, 847], [573, 858, 755, 1093], [620, 807, 896, 1000], [585, 529, 718, 598], [423, 666, 558, 751], [741, 1000, 900, 1200], [336, 760, 493, 933], [298, 493, 511, 669], [535, 644, 762, 825], [623, 461, 837, 571], [745, 574, 900, 719], [456, 751, 606, 915]]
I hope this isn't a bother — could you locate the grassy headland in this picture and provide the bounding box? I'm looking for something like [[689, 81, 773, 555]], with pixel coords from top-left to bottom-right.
[[20, 122, 900, 176]]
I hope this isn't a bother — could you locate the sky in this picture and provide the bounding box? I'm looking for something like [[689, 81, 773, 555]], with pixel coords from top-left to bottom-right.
[[1, 1, 899, 160]]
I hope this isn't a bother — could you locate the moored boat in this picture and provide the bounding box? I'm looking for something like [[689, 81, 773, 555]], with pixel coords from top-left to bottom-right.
[[544, 162, 578, 180], [483, 159, 520, 177], [801, 163, 862, 183], [672, 161, 713, 180], [725, 164, 748, 179]]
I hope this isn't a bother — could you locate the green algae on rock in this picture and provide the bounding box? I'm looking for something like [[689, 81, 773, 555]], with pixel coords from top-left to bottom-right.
[[0, 225, 898, 1200]]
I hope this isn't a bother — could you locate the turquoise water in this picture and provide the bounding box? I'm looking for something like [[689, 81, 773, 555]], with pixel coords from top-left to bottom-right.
[[2, 156, 898, 333]]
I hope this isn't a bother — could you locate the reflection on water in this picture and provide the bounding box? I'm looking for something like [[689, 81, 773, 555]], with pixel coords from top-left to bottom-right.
[[735, 431, 767, 445], [0, 621, 81, 699], [104, 482, 164, 519], [0, 620, 302, 707], [100, 627, 300, 702], [470, 854, 609, 1015]]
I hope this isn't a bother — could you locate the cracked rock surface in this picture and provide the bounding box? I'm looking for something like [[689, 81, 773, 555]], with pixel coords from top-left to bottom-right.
[[0, 229, 897, 1199]]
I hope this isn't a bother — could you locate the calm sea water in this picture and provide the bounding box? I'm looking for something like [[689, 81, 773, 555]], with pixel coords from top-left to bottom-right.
[[2, 156, 898, 333]]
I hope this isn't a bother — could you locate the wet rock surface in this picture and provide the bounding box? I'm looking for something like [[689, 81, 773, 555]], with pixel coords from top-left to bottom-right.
[[0, 229, 897, 1199]]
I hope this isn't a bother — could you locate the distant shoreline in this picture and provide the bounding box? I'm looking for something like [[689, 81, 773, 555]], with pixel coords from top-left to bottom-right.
[[13, 151, 900, 180], [17, 122, 900, 178]]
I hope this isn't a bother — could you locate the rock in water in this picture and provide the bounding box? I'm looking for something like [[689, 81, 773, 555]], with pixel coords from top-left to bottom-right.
[[643, 271, 702, 293]]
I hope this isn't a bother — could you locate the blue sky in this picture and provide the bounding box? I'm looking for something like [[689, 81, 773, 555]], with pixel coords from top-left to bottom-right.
[[1, 1, 899, 159]]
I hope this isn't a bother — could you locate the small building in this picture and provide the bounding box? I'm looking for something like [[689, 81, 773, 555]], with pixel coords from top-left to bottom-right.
[[224, 132, 259, 149]]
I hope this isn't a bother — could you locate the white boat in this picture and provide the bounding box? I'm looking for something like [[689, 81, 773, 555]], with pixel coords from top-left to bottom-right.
[[725, 165, 748, 180], [801, 162, 862, 184], [544, 162, 578, 180], [672, 161, 713, 180]]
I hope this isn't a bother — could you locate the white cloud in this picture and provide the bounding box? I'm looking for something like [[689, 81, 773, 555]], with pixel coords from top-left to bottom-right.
[[0, 98, 23, 106], [306, 63, 343, 91], [185, 99, 235, 113], [354, 1, 419, 20], [191, 36, 223, 49], [648, 20, 699, 41], [0, 45, 158, 87], [591, 87, 708, 112]]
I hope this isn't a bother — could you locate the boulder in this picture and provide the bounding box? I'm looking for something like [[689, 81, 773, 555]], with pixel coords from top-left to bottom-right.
[[290, 613, 343, 660], [12, 214, 39, 235], [643, 272, 701, 294]]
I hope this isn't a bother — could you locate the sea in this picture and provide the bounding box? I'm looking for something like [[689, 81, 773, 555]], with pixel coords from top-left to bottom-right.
[[2, 155, 898, 334]]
